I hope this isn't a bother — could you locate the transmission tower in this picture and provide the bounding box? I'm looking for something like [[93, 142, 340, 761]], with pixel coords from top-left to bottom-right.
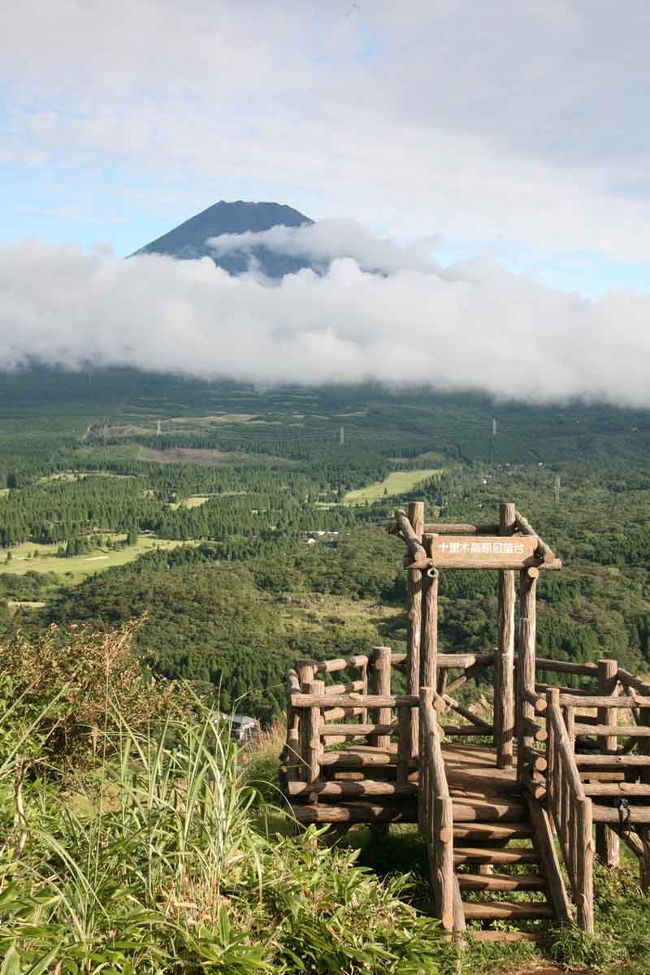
[[339, 425, 345, 446], [554, 475, 561, 504]]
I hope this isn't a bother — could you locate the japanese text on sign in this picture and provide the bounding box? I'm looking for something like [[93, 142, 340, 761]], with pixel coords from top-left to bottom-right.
[[430, 534, 537, 567]]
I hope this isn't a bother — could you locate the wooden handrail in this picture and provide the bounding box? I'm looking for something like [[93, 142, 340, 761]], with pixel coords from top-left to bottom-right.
[[419, 687, 465, 934], [558, 694, 650, 709], [290, 692, 419, 709], [536, 657, 600, 677], [545, 690, 594, 932], [314, 654, 369, 674]]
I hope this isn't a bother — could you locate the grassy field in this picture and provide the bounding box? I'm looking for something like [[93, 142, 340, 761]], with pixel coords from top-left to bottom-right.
[[0, 535, 190, 583], [342, 468, 441, 505], [168, 494, 212, 510]]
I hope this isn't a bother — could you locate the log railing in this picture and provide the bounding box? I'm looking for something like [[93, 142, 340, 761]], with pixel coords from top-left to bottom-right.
[[419, 687, 465, 934], [545, 687, 594, 932], [282, 646, 496, 787]]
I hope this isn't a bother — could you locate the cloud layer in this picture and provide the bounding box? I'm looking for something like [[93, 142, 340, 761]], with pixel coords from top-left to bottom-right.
[[207, 220, 439, 274], [2, 233, 648, 407]]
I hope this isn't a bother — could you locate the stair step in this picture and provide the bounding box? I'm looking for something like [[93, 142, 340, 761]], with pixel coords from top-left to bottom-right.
[[288, 780, 417, 798], [453, 822, 533, 841], [454, 846, 540, 865], [458, 873, 546, 892], [462, 900, 553, 921], [292, 802, 416, 824], [452, 798, 526, 822]]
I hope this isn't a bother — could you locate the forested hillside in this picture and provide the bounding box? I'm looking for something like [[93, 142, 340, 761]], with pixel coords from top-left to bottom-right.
[[1, 366, 648, 719]]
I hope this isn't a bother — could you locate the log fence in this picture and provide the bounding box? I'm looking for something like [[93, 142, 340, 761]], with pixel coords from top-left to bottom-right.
[[419, 686, 465, 933], [545, 688, 594, 932]]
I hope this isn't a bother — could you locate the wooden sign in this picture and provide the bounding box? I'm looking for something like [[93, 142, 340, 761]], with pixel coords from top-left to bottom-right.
[[429, 534, 538, 569]]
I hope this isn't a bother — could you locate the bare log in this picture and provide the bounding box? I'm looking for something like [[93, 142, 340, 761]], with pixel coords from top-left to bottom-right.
[[445, 659, 490, 695], [517, 567, 538, 776], [420, 540, 438, 689], [573, 723, 650, 736], [463, 901, 552, 920], [292, 802, 417, 823], [314, 655, 369, 674], [558, 694, 650, 708], [297, 662, 321, 784], [596, 659, 620, 867], [583, 783, 650, 797], [454, 846, 537, 864], [288, 780, 417, 798], [394, 506, 427, 563], [592, 805, 650, 824], [406, 503, 424, 757], [495, 502, 516, 768], [438, 653, 494, 669], [422, 522, 498, 534], [320, 722, 397, 737], [514, 510, 556, 563], [536, 658, 599, 677], [370, 646, 392, 750], [291, 692, 418, 709], [524, 688, 547, 713], [526, 795, 573, 924], [575, 754, 650, 767]]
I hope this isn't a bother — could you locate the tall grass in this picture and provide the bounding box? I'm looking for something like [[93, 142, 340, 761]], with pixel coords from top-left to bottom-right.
[[0, 691, 446, 973]]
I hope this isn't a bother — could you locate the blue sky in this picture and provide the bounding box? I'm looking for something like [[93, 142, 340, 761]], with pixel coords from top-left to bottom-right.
[[3, 1, 650, 299]]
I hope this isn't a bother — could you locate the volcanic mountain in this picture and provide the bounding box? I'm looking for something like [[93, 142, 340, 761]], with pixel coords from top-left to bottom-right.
[[134, 200, 313, 278]]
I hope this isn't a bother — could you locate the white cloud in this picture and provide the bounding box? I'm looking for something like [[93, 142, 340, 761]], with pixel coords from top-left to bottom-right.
[[207, 220, 439, 274], [2, 236, 649, 407]]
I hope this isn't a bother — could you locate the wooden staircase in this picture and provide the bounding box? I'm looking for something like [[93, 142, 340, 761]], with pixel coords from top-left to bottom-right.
[[450, 789, 570, 938], [420, 699, 572, 939]]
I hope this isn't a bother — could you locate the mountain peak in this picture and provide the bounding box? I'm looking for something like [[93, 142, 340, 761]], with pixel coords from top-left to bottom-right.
[[134, 200, 313, 277]]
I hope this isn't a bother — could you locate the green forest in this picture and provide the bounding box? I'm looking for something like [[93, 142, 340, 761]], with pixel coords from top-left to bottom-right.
[[0, 366, 649, 720]]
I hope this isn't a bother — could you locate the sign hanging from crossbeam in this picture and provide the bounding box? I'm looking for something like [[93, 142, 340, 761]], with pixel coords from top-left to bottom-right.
[[429, 534, 538, 568]]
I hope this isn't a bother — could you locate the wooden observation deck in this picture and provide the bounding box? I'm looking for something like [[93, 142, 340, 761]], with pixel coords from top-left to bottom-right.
[[281, 502, 650, 939]]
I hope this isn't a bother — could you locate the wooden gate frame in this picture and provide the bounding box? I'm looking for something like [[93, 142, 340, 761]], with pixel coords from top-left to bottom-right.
[[390, 501, 560, 772]]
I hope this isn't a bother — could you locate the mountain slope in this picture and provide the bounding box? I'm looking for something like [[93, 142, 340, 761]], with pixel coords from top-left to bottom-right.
[[134, 200, 313, 277]]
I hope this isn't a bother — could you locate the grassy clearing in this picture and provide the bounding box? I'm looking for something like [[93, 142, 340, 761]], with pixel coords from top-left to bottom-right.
[[342, 468, 441, 505], [273, 592, 401, 637], [0, 535, 190, 582], [168, 494, 212, 510], [36, 471, 132, 484]]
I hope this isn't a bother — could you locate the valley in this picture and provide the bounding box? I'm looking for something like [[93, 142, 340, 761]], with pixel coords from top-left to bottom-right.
[[1, 366, 648, 726]]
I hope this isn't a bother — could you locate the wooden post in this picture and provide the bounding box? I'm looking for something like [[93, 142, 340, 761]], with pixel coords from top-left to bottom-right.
[[495, 502, 516, 768], [517, 567, 538, 779], [420, 541, 438, 689], [285, 669, 301, 783], [596, 658, 620, 867], [358, 660, 369, 730], [434, 796, 457, 932], [296, 660, 322, 786], [576, 797, 595, 933], [407, 501, 424, 758], [418, 686, 433, 832], [369, 646, 392, 750], [369, 650, 392, 843]]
